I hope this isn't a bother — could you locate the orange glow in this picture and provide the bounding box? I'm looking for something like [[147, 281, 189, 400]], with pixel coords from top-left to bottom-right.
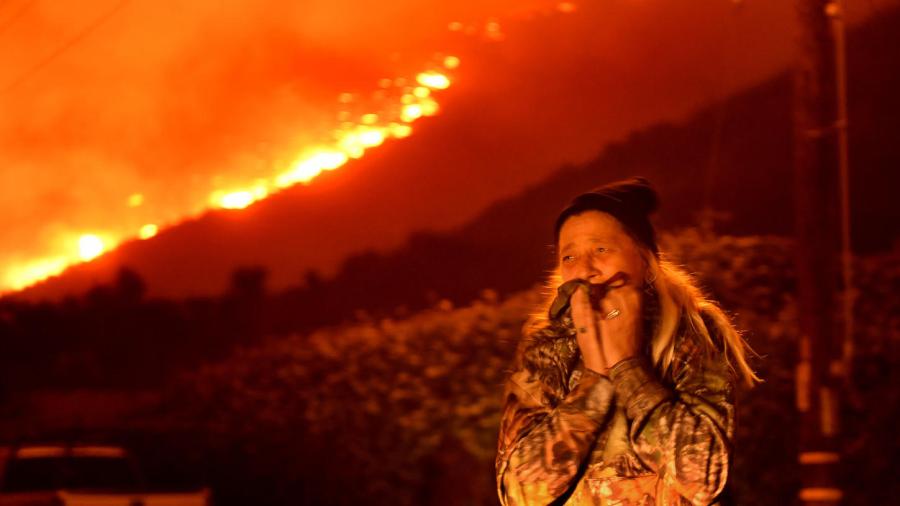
[[557, 2, 577, 14], [78, 235, 106, 261], [128, 193, 144, 207]]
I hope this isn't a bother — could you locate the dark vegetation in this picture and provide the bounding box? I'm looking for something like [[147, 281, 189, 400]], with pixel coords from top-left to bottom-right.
[[1, 229, 898, 505]]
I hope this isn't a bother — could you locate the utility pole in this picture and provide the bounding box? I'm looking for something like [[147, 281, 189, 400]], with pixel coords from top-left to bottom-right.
[[793, 0, 850, 504]]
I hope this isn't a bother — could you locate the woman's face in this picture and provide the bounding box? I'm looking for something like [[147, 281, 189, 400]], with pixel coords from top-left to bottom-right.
[[557, 210, 647, 286]]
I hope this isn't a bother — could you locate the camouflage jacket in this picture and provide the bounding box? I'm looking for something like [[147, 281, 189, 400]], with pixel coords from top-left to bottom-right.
[[495, 313, 735, 506]]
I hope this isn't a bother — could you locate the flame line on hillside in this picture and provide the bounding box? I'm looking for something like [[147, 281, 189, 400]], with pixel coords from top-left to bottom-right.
[[2, 61, 459, 293], [2, 1, 583, 295]]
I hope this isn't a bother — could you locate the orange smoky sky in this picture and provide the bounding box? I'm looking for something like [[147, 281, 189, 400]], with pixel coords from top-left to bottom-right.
[[0, 0, 894, 295]]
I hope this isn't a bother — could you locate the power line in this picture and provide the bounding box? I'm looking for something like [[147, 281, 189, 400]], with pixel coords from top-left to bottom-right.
[[0, 0, 38, 38], [1, 0, 130, 94]]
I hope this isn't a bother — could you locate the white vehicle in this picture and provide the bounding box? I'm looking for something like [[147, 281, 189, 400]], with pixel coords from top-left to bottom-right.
[[0, 444, 210, 506]]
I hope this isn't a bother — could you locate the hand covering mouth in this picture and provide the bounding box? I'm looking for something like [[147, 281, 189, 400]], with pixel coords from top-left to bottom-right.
[[548, 271, 630, 321]]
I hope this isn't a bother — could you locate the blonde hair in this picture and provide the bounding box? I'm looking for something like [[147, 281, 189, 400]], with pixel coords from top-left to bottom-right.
[[640, 248, 760, 387], [524, 246, 760, 388]]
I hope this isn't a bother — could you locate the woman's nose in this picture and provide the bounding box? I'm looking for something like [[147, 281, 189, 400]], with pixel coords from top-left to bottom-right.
[[574, 257, 600, 280]]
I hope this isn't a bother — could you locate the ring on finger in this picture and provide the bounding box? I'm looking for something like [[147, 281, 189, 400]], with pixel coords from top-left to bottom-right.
[[604, 308, 621, 320]]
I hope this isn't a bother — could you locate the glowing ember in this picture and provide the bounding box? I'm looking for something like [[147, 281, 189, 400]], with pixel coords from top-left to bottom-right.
[[78, 235, 106, 261], [401, 104, 424, 122], [443, 56, 461, 69], [416, 71, 451, 90], [139, 224, 159, 240]]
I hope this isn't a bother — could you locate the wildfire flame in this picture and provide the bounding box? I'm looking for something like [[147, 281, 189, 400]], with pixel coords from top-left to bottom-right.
[[210, 66, 451, 212], [3, 61, 459, 293], [78, 235, 106, 262], [138, 224, 158, 240], [3, 1, 583, 294]]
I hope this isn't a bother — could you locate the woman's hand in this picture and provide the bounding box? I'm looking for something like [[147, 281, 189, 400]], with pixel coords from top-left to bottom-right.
[[597, 281, 643, 368], [570, 285, 607, 374], [570, 277, 644, 374]]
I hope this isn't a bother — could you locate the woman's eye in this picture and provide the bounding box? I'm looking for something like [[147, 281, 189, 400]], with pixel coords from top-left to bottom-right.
[[595, 247, 607, 253], [561, 255, 575, 263]]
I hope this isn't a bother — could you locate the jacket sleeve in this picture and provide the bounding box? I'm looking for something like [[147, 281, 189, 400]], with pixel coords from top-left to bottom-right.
[[495, 356, 615, 506], [608, 328, 736, 506]]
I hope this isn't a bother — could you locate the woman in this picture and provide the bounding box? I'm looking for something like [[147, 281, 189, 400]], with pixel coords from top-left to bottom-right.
[[495, 177, 759, 506]]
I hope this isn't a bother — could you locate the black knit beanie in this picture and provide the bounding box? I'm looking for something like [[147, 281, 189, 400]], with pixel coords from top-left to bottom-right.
[[553, 176, 660, 256]]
